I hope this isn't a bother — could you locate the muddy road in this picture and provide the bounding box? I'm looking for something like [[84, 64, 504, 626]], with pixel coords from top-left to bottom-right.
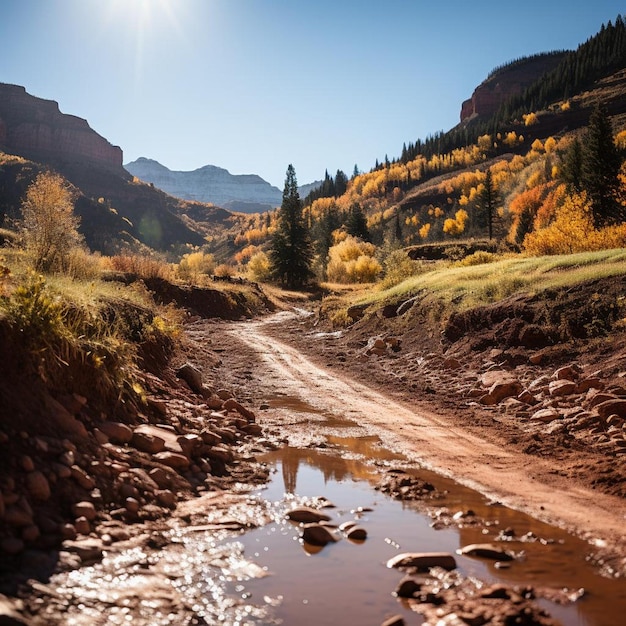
[[225, 311, 626, 561]]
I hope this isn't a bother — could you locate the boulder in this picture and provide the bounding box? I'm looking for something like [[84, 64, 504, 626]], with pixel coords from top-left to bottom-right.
[[530, 408, 560, 423], [72, 501, 96, 521], [301, 523, 338, 546], [386, 552, 457, 571], [25, 471, 50, 501], [62, 538, 103, 563], [130, 430, 165, 454], [488, 379, 523, 403], [549, 380, 577, 396], [575, 377, 604, 393], [346, 525, 367, 541], [99, 421, 133, 444], [223, 398, 256, 422], [553, 365, 580, 381], [286, 506, 332, 523], [176, 363, 204, 394], [154, 451, 190, 470], [70, 465, 95, 490], [596, 399, 626, 420]]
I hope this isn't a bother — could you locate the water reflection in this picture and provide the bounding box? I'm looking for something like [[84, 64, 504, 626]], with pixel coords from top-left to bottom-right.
[[243, 443, 626, 626]]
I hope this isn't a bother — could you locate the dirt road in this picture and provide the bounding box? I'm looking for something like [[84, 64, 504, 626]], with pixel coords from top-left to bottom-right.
[[228, 312, 626, 565]]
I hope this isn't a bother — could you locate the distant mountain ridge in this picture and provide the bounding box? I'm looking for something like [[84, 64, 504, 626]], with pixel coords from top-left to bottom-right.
[[125, 158, 320, 213]]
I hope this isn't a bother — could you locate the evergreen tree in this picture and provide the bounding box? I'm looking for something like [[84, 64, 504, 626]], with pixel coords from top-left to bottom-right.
[[270, 164, 314, 288], [561, 137, 583, 192], [313, 203, 341, 262], [478, 168, 499, 239], [346, 202, 370, 241], [580, 104, 623, 226]]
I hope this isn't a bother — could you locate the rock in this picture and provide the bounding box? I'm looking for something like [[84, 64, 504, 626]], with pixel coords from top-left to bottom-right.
[[518, 324, 550, 348], [587, 392, 619, 409], [72, 501, 97, 521], [553, 365, 580, 381], [131, 430, 166, 454], [25, 471, 51, 501], [529, 352, 544, 365], [155, 489, 176, 508], [347, 304, 368, 321], [20, 455, 35, 472], [381, 616, 405, 626], [176, 363, 204, 394], [549, 380, 577, 396], [575, 377, 604, 393], [61, 523, 77, 540], [301, 523, 338, 546], [242, 423, 263, 436], [199, 429, 222, 446], [216, 389, 235, 400], [62, 538, 103, 563], [596, 399, 626, 420], [99, 421, 133, 444], [530, 408, 560, 423], [205, 395, 224, 410], [45, 395, 88, 439], [488, 379, 523, 403], [457, 543, 514, 561], [394, 575, 423, 598], [346, 525, 367, 541], [517, 390, 538, 405], [154, 451, 190, 470], [52, 462, 72, 479], [92, 428, 109, 445], [386, 552, 457, 571], [71, 465, 95, 490], [339, 521, 358, 532], [74, 516, 91, 535], [223, 398, 256, 421], [148, 467, 173, 489], [125, 498, 140, 514], [286, 506, 332, 523]]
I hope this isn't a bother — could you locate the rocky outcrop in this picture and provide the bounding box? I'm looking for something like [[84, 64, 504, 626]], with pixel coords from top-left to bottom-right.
[[0, 83, 123, 173], [460, 53, 567, 123]]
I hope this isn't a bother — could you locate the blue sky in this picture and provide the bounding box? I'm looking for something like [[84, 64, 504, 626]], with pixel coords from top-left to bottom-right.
[[1, 0, 624, 187]]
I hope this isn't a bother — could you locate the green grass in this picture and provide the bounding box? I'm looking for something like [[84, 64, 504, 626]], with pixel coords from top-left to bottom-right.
[[355, 248, 626, 310]]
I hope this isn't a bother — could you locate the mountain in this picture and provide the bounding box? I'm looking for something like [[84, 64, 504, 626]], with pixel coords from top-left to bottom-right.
[[124, 158, 282, 212], [125, 158, 322, 213], [0, 83, 222, 252]]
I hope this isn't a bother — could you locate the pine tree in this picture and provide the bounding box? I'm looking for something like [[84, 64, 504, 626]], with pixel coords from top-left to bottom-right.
[[346, 203, 370, 241], [270, 165, 314, 288], [561, 137, 583, 192], [580, 104, 623, 226], [478, 168, 499, 240]]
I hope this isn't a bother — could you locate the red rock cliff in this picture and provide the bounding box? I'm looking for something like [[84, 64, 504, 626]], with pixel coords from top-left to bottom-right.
[[460, 53, 568, 123], [0, 83, 123, 172]]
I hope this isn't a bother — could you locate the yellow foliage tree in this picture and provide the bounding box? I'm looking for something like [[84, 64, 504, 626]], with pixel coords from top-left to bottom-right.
[[523, 112, 539, 126], [524, 192, 626, 255], [419, 223, 431, 239], [442, 209, 469, 237], [326, 236, 382, 283]]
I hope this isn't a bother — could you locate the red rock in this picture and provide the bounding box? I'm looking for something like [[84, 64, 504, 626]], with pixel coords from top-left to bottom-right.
[[553, 366, 580, 381], [596, 399, 626, 420], [25, 471, 51, 501], [72, 501, 96, 521], [70, 465, 95, 490], [575, 378, 604, 393], [131, 430, 165, 454], [223, 398, 256, 422], [386, 552, 457, 571], [530, 408, 560, 423], [99, 421, 133, 444], [154, 451, 190, 470], [549, 380, 577, 396]]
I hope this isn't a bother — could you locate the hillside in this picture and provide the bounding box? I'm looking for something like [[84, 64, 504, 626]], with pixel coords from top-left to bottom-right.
[[0, 84, 230, 253]]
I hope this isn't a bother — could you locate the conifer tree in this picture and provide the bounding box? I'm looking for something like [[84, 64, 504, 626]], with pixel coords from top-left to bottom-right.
[[580, 104, 623, 226], [270, 165, 314, 288], [478, 168, 499, 239], [346, 202, 370, 241]]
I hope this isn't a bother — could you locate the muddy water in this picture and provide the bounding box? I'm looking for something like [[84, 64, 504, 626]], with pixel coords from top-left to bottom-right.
[[229, 397, 626, 626]]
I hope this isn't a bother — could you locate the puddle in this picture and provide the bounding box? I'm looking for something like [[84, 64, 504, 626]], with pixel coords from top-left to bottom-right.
[[230, 442, 626, 626]]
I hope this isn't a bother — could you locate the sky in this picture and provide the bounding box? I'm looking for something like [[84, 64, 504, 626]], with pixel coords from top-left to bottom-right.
[[1, 0, 625, 188]]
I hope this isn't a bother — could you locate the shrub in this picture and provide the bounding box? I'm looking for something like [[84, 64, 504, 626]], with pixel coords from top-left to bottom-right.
[[20, 172, 83, 273], [326, 236, 382, 283], [379, 249, 424, 289], [247, 251, 272, 282], [177, 251, 215, 283], [456, 251, 497, 267]]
